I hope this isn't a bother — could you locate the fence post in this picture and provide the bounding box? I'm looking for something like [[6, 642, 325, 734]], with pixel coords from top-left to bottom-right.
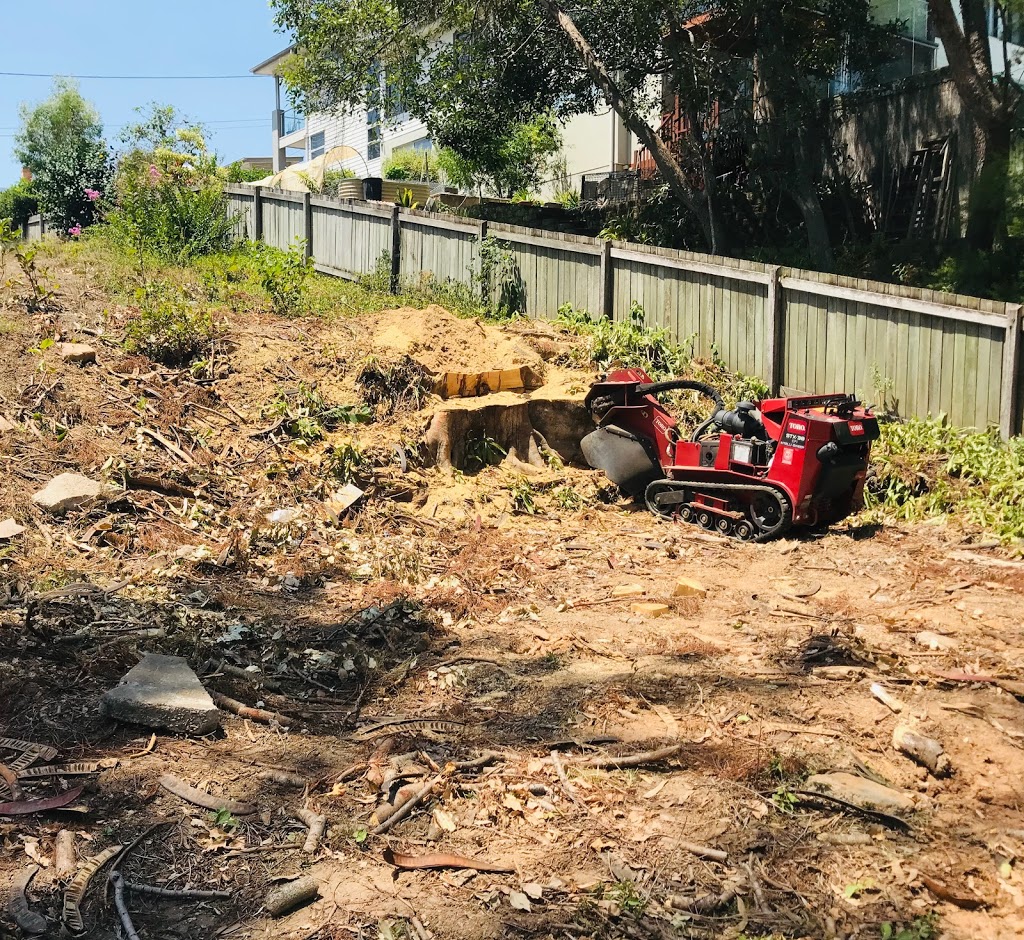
[[1000, 303, 1022, 438], [253, 186, 264, 243], [389, 205, 402, 294], [302, 191, 313, 261], [766, 265, 783, 394], [599, 239, 614, 320], [477, 220, 489, 303]]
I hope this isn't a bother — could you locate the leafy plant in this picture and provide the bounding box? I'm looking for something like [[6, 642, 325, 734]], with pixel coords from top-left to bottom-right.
[[395, 188, 420, 209], [382, 148, 437, 182], [770, 785, 799, 815], [553, 188, 581, 209], [476, 235, 524, 318], [465, 432, 507, 471], [603, 880, 648, 916], [123, 287, 217, 365], [324, 440, 365, 482], [508, 477, 537, 514], [1, 224, 60, 312], [267, 383, 371, 442], [209, 808, 239, 830], [880, 913, 938, 940], [553, 485, 583, 511], [250, 240, 313, 315], [0, 179, 39, 230], [356, 355, 429, 417]]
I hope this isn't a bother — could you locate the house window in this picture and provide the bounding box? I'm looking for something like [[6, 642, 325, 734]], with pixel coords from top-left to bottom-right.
[[987, 1, 1024, 46], [367, 111, 382, 160], [310, 131, 326, 159]]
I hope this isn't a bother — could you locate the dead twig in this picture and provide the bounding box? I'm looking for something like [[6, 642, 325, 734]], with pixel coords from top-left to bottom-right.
[[372, 773, 443, 835], [679, 842, 728, 863], [550, 749, 582, 806], [571, 743, 684, 770], [666, 885, 738, 914], [110, 872, 141, 940], [211, 692, 297, 729], [138, 426, 196, 465]]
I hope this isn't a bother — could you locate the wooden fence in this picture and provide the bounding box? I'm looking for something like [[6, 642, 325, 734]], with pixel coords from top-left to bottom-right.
[[47, 188, 1013, 435]]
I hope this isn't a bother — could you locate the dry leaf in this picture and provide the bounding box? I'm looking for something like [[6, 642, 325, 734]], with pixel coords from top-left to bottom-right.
[[522, 883, 544, 900], [503, 793, 524, 813], [433, 808, 457, 833], [23, 838, 49, 867], [642, 779, 668, 799], [509, 891, 532, 912]]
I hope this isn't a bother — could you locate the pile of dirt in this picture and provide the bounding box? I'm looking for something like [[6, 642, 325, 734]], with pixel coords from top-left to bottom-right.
[[364, 305, 546, 397]]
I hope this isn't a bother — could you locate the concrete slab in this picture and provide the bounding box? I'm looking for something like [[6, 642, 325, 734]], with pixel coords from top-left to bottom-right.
[[102, 653, 221, 735]]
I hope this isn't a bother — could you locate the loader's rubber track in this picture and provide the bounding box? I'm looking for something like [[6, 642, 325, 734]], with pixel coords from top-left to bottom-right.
[[644, 479, 793, 543]]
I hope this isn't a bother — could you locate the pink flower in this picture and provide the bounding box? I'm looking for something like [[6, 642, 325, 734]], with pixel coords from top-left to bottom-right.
[[148, 164, 161, 182], [84, 188, 100, 202], [68, 225, 82, 237]]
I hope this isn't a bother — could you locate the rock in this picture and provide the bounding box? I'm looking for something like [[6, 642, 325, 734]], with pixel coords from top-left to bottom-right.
[[0, 518, 25, 539], [673, 578, 707, 598], [631, 602, 670, 618], [803, 772, 917, 815], [915, 630, 957, 651], [101, 653, 221, 735], [31, 473, 109, 515], [893, 724, 952, 777], [57, 342, 96, 365], [612, 584, 646, 598], [325, 483, 364, 515]]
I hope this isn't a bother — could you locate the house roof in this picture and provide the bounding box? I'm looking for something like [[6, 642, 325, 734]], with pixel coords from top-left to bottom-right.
[[251, 46, 296, 76]]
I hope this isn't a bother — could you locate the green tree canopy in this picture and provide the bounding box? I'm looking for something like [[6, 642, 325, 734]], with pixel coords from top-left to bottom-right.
[[271, 0, 898, 264], [14, 79, 110, 232]]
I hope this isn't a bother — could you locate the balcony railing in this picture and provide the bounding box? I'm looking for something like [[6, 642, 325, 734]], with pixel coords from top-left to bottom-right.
[[281, 109, 305, 136]]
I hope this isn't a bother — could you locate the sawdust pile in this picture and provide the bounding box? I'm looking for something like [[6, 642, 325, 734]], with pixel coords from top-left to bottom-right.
[[366, 305, 544, 377]]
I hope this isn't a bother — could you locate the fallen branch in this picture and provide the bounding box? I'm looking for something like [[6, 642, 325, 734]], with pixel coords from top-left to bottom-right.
[[294, 807, 327, 854], [8, 864, 47, 935], [258, 770, 307, 788], [122, 881, 232, 900], [571, 743, 684, 770], [158, 774, 256, 815], [382, 847, 515, 873], [265, 876, 319, 917], [372, 773, 443, 835], [666, 886, 738, 914], [211, 692, 297, 728], [679, 842, 728, 863], [791, 790, 911, 831], [54, 830, 77, 881], [110, 872, 141, 940]]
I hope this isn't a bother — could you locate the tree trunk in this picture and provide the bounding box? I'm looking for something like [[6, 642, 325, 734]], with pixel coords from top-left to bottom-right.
[[928, 0, 1020, 249], [966, 113, 1014, 250], [541, 0, 724, 254]]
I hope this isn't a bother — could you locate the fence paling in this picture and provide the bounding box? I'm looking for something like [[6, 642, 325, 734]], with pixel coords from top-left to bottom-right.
[[224, 184, 1023, 436]]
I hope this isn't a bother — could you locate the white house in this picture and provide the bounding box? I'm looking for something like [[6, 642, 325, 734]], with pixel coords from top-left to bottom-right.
[[251, 46, 633, 195]]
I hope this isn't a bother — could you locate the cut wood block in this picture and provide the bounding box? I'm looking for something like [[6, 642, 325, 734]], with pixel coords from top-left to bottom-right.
[[612, 584, 646, 598], [673, 578, 707, 598], [631, 602, 670, 618], [434, 367, 541, 400]]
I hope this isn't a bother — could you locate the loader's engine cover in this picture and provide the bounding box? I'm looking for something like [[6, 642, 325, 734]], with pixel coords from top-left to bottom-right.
[[582, 368, 879, 542]]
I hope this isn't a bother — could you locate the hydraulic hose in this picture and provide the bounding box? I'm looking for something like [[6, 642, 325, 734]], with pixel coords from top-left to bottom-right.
[[634, 379, 725, 411]]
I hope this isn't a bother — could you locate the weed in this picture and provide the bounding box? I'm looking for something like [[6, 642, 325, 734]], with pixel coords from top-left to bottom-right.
[[771, 784, 799, 814], [1, 222, 60, 313], [358, 251, 394, 294], [324, 440, 365, 483], [357, 355, 430, 417], [250, 240, 312, 316], [209, 808, 239, 830], [123, 287, 217, 366], [880, 913, 938, 940], [553, 485, 583, 511], [602, 880, 648, 916], [476, 235, 524, 318], [865, 418, 1024, 543], [465, 432, 507, 471], [267, 384, 371, 443], [508, 477, 537, 514]]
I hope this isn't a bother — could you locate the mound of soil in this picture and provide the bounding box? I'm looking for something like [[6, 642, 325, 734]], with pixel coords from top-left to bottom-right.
[[365, 305, 545, 397]]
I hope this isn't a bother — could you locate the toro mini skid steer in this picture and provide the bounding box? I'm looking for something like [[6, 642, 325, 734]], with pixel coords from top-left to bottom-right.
[[581, 368, 879, 541]]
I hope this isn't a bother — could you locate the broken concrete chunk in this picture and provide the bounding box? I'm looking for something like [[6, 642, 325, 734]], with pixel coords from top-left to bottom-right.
[[673, 578, 707, 598], [101, 653, 221, 735], [0, 518, 25, 540], [803, 772, 917, 815], [631, 602, 670, 618], [31, 473, 109, 515], [915, 630, 957, 651], [612, 584, 646, 598], [57, 342, 96, 364], [325, 483, 364, 516]]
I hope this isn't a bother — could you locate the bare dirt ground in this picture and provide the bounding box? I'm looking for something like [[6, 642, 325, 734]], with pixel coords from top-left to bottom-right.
[[1, 247, 1023, 940]]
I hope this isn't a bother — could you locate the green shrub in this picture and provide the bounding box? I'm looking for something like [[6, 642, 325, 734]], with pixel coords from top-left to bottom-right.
[[866, 418, 1024, 544], [106, 128, 234, 263], [249, 240, 313, 316], [225, 161, 269, 183], [124, 287, 218, 365], [0, 180, 39, 229], [382, 148, 438, 182]]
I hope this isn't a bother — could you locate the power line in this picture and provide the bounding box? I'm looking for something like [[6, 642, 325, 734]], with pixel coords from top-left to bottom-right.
[[0, 71, 256, 80]]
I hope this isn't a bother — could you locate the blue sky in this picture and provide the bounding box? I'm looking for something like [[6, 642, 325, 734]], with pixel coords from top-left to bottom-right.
[[0, 1, 289, 185]]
